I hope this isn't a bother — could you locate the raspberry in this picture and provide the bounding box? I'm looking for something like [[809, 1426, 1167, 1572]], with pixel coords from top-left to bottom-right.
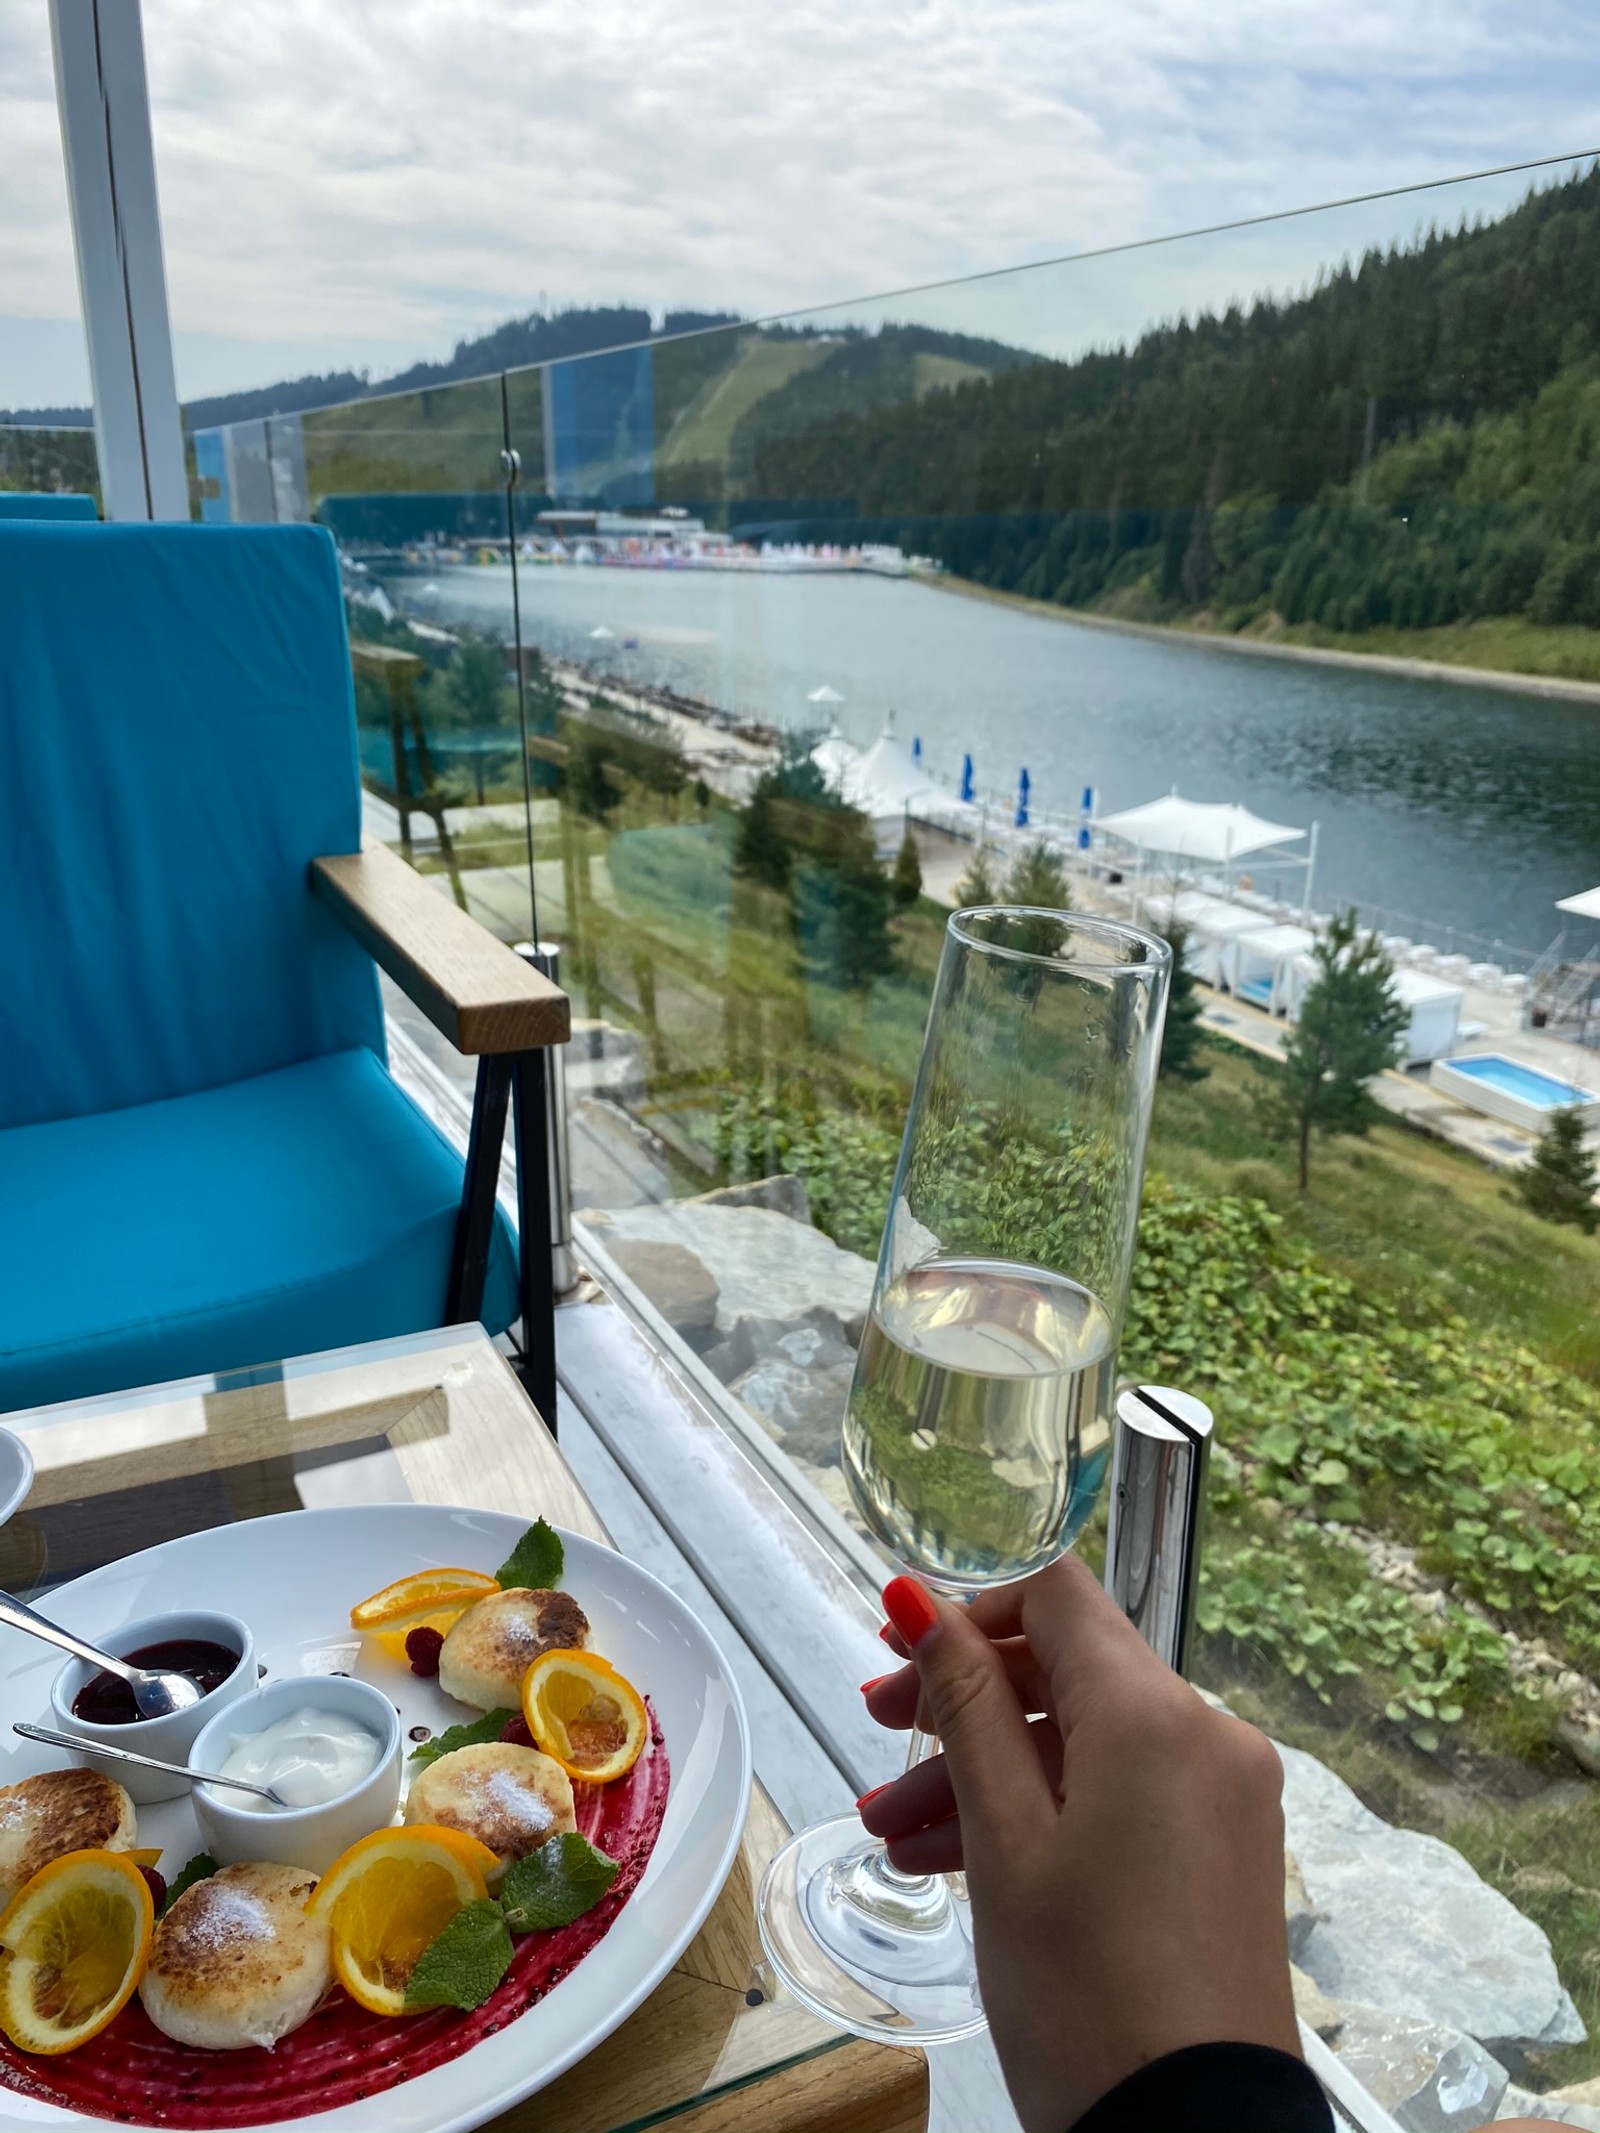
[[406, 1626, 445, 1677], [139, 1865, 167, 1913], [498, 1713, 534, 1747]]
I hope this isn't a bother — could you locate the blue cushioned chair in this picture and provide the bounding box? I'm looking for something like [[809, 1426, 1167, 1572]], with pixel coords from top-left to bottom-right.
[[0, 493, 98, 520], [0, 522, 567, 1420]]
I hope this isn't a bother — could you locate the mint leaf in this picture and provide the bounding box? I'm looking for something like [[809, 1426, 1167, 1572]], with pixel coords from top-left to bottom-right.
[[495, 1517, 564, 1591], [499, 1833, 619, 1934], [408, 1709, 516, 1769], [404, 1899, 514, 2011], [161, 1853, 218, 1917]]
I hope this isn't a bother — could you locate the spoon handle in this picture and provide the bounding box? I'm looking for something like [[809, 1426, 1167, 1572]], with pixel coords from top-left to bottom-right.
[[0, 1591, 137, 1682], [12, 1721, 284, 1805]]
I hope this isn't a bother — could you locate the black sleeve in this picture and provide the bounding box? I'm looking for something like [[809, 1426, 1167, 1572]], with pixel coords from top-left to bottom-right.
[[1073, 2041, 1335, 2132]]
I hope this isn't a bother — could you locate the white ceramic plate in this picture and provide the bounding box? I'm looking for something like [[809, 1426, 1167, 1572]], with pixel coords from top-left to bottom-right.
[[0, 1504, 752, 2132], [0, 1429, 34, 1528]]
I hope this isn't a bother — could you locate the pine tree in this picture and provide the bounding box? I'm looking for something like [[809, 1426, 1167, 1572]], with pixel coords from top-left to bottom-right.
[[954, 845, 999, 906], [1268, 910, 1407, 1189], [892, 826, 922, 907], [1157, 920, 1208, 1082], [1517, 1106, 1599, 1234], [1003, 840, 1070, 910]]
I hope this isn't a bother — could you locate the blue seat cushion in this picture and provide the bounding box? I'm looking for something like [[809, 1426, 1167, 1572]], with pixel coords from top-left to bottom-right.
[[0, 1049, 518, 1413]]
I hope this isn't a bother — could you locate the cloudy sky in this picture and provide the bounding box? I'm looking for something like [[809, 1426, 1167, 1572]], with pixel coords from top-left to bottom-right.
[[3, 0, 1599, 408]]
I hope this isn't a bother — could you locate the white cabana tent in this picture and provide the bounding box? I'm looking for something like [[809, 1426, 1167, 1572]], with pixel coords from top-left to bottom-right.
[[810, 720, 860, 788], [1282, 958, 1463, 1065], [1557, 886, 1600, 921], [1224, 924, 1318, 1012], [813, 719, 983, 854], [1151, 890, 1274, 985]]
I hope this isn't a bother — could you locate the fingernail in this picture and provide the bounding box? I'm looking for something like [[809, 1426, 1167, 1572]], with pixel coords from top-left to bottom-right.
[[859, 1674, 890, 1695], [856, 1783, 889, 1810], [878, 1623, 898, 1644], [882, 1575, 940, 1648]]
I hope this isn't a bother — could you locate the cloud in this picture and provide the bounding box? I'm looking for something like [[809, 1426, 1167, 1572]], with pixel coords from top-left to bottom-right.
[[2, 0, 1598, 404]]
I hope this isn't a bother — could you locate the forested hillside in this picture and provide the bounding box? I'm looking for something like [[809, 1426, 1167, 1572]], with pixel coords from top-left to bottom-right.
[[749, 168, 1600, 640]]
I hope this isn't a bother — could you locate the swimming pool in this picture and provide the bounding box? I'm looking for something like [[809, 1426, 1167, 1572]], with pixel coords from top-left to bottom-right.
[[1430, 1052, 1600, 1133]]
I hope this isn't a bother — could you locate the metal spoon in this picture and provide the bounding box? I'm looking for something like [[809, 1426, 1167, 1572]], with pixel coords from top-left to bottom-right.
[[13, 1722, 290, 1808], [0, 1591, 204, 1717]]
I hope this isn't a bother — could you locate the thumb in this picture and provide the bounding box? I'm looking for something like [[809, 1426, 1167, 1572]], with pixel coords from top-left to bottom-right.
[[884, 1576, 1054, 1846]]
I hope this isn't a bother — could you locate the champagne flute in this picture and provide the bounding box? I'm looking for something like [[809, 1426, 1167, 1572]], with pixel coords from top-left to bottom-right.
[[758, 907, 1170, 2041]]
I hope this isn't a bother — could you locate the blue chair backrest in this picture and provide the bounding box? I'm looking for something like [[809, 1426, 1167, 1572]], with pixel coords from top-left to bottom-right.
[[0, 522, 383, 1129], [0, 493, 98, 521]]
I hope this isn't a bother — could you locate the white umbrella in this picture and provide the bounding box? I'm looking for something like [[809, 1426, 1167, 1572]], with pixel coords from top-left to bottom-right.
[[807, 683, 844, 704], [589, 625, 615, 640], [1557, 886, 1600, 920]]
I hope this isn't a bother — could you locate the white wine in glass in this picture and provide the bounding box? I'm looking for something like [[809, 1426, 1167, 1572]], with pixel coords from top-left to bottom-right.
[[759, 907, 1170, 2043]]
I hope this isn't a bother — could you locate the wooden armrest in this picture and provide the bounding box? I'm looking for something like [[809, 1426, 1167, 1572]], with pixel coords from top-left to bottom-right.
[[311, 841, 570, 1055]]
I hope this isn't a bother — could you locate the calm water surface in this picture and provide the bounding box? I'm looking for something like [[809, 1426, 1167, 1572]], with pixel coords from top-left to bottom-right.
[[407, 564, 1600, 961]]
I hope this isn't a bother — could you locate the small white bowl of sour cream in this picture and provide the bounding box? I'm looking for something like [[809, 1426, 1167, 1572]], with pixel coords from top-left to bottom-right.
[[190, 1675, 401, 1875]]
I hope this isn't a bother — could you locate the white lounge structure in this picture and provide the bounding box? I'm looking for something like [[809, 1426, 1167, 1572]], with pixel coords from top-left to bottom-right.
[[1224, 924, 1318, 1012], [1150, 889, 1275, 985], [1282, 958, 1464, 1065]]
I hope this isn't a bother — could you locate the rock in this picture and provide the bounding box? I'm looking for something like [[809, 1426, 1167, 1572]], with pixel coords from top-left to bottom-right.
[[1291, 1962, 1347, 2041], [730, 1323, 858, 1464], [1329, 2005, 1508, 2132], [604, 1238, 719, 1334], [601, 1202, 876, 1345], [565, 1020, 646, 1105], [1285, 1849, 1319, 1960], [689, 1174, 813, 1225], [1556, 1718, 1600, 1779], [1279, 1743, 1585, 2059], [1498, 2082, 1600, 2128]]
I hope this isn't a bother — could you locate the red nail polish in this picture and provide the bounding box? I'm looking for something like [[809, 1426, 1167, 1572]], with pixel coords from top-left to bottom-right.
[[856, 1783, 889, 1810], [878, 1623, 897, 1644], [859, 1674, 891, 1695], [882, 1575, 939, 1648]]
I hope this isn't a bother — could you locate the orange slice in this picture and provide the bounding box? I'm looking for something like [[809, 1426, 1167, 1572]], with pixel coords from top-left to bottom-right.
[[308, 1825, 497, 2016], [126, 1850, 163, 1870], [350, 1567, 498, 1636], [521, 1650, 648, 1785], [368, 1608, 473, 1664], [0, 1849, 153, 2054]]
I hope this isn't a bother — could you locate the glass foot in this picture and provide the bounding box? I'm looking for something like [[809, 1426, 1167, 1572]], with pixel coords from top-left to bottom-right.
[[757, 1811, 987, 2043]]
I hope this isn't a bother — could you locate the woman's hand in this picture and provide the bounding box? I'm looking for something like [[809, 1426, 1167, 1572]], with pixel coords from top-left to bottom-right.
[[860, 1557, 1300, 2132]]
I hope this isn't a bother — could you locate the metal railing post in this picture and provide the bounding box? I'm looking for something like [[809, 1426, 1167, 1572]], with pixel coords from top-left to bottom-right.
[[1103, 1385, 1213, 1676], [515, 943, 576, 1297]]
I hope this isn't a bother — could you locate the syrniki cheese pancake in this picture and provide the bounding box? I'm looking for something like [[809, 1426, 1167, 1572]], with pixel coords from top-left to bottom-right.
[[405, 1743, 576, 1867], [139, 1862, 331, 2051], [438, 1587, 589, 1712], [0, 1769, 137, 1908]]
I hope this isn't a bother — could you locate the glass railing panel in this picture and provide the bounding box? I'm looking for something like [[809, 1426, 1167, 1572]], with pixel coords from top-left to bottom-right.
[[0, 423, 99, 509], [204, 374, 534, 963], [0, 2, 96, 511], [473, 158, 1600, 2110]]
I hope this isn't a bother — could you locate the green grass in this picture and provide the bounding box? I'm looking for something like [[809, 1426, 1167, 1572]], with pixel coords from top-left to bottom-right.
[[1274, 613, 1600, 689], [1149, 1039, 1600, 1381], [656, 336, 834, 471]]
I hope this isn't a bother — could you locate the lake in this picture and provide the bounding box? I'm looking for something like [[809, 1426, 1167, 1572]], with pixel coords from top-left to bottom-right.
[[400, 562, 1600, 964]]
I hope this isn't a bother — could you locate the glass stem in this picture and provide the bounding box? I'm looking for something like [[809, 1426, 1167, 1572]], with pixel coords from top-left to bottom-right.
[[874, 1726, 937, 1889]]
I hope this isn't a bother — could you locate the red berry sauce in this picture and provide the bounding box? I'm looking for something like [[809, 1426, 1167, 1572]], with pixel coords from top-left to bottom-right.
[[0, 1708, 671, 2126]]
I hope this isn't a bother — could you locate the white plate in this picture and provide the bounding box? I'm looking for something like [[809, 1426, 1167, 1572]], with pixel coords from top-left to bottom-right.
[[0, 1429, 33, 1528], [0, 1504, 752, 2132]]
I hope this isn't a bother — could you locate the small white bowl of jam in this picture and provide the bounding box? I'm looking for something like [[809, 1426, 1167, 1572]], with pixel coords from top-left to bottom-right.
[[190, 1675, 401, 1875], [50, 1609, 254, 1803]]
